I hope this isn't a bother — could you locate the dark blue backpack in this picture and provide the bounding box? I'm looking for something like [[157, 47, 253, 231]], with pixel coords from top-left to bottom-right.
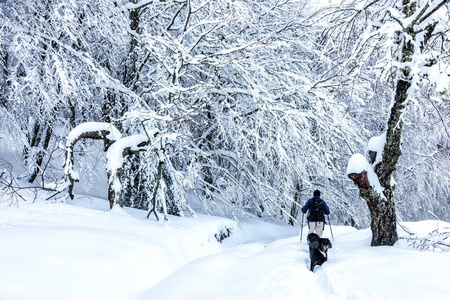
[[309, 198, 324, 221]]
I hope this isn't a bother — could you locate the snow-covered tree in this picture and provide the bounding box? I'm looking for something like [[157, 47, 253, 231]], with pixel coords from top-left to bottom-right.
[[317, 0, 450, 245], [0, 0, 132, 183]]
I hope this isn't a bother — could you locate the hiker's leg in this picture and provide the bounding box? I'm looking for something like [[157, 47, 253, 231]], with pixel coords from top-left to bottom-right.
[[308, 222, 315, 234], [316, 222, 324, 237]]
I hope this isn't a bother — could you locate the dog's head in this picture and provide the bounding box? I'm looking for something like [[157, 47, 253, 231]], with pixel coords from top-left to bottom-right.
[[319, 238, 332, 252]]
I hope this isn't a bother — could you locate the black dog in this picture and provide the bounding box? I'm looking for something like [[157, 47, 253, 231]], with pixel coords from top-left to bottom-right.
[[307, 233, 332, 271]]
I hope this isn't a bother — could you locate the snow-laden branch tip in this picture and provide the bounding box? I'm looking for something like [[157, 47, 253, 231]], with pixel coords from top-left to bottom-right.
[[425, 64, 450, 93], [66, 122, 122, 145], [122, 0, 164, 11], [106, 134, 150, 174]]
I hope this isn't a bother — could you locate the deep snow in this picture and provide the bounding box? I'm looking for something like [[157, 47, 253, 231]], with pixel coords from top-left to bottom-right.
[[1, 193, 449, 300]]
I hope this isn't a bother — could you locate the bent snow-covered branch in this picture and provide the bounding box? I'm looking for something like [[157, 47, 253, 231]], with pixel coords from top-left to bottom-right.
[[63, 122, 159, 209]]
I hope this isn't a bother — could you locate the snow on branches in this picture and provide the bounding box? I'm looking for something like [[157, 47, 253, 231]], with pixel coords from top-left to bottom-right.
[[399, 222, 450, 252], [347, 132, 386, 197], [63, 122, 161, 209], [64, 122, 122, 182]]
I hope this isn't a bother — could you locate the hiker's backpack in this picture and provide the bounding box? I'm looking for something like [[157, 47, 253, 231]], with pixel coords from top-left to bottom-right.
[[309, 198, 324, 221]]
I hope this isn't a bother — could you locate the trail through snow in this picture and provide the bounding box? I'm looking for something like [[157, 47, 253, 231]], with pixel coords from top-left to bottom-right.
[[141, 221, 450, 300], [141, 236, 320, 300], [1, 195, 449, 300]]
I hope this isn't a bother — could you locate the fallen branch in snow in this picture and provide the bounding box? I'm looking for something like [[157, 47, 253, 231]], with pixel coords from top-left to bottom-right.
[[0, 159, 29, 206], [0, 159, 67, 206]]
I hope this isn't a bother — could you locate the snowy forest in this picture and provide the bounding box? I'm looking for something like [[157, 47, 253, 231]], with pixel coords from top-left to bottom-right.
[[1, 1, 450, 299], [1, 0, 449, 237]]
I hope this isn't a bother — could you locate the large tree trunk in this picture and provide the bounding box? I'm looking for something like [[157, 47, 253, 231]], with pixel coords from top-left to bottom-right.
[[365, 85, 407, 245], [367, 198, 397, 246], [359, 187, 398, 246]]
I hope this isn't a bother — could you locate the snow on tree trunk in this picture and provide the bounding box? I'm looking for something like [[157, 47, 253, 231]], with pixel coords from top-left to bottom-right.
[[344, 0, 449, 246], [64, 122, 121, 200], [106, 134, 150, 208], [347, 54, 410, 246], [64, 122, 156, 209], [347, 152, 397, 245]]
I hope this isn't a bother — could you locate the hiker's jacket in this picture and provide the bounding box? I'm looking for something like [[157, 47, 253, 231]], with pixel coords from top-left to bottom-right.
[[301, 196, 330, 222]]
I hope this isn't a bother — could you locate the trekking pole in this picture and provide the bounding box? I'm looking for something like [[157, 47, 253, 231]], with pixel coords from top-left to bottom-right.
[[300, 213, 304, 243], [328, 215, 334, 241]]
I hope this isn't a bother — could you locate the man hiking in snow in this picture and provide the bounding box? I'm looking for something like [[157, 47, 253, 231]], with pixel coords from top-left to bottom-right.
[[301, 190, 330, 237]]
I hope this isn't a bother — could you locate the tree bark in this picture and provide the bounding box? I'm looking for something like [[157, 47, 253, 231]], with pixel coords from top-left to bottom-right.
[[360, 187, 398, 246], [146, 160, 163, 220], [27, 106, 57, 184], [28, 123, 53, 183], [289, 181, 301, 226]]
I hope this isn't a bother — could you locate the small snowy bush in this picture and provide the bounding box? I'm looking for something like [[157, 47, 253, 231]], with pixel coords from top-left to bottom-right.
[[400, 225, 450, 252]]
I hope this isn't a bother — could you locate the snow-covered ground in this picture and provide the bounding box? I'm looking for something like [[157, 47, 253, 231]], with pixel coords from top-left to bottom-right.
[[0, 194, 449, 300]]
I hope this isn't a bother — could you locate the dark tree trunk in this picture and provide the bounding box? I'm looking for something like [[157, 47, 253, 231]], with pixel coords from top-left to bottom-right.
[[27, 106, 57, 184], [348, 72, 409, 246], [28, 123, 53, 183], [118, 2, 148, 209], [0, 50, 9, 108], [289, 181, 301, 226], [349, 78, 409, 246], [199, 105, 216, 200], [368, 200, 397, 246], [161, 164, 179, 216], [147, 160, 164, 220], [24, 121, 42, 166], [360, 187, 398, 246]]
